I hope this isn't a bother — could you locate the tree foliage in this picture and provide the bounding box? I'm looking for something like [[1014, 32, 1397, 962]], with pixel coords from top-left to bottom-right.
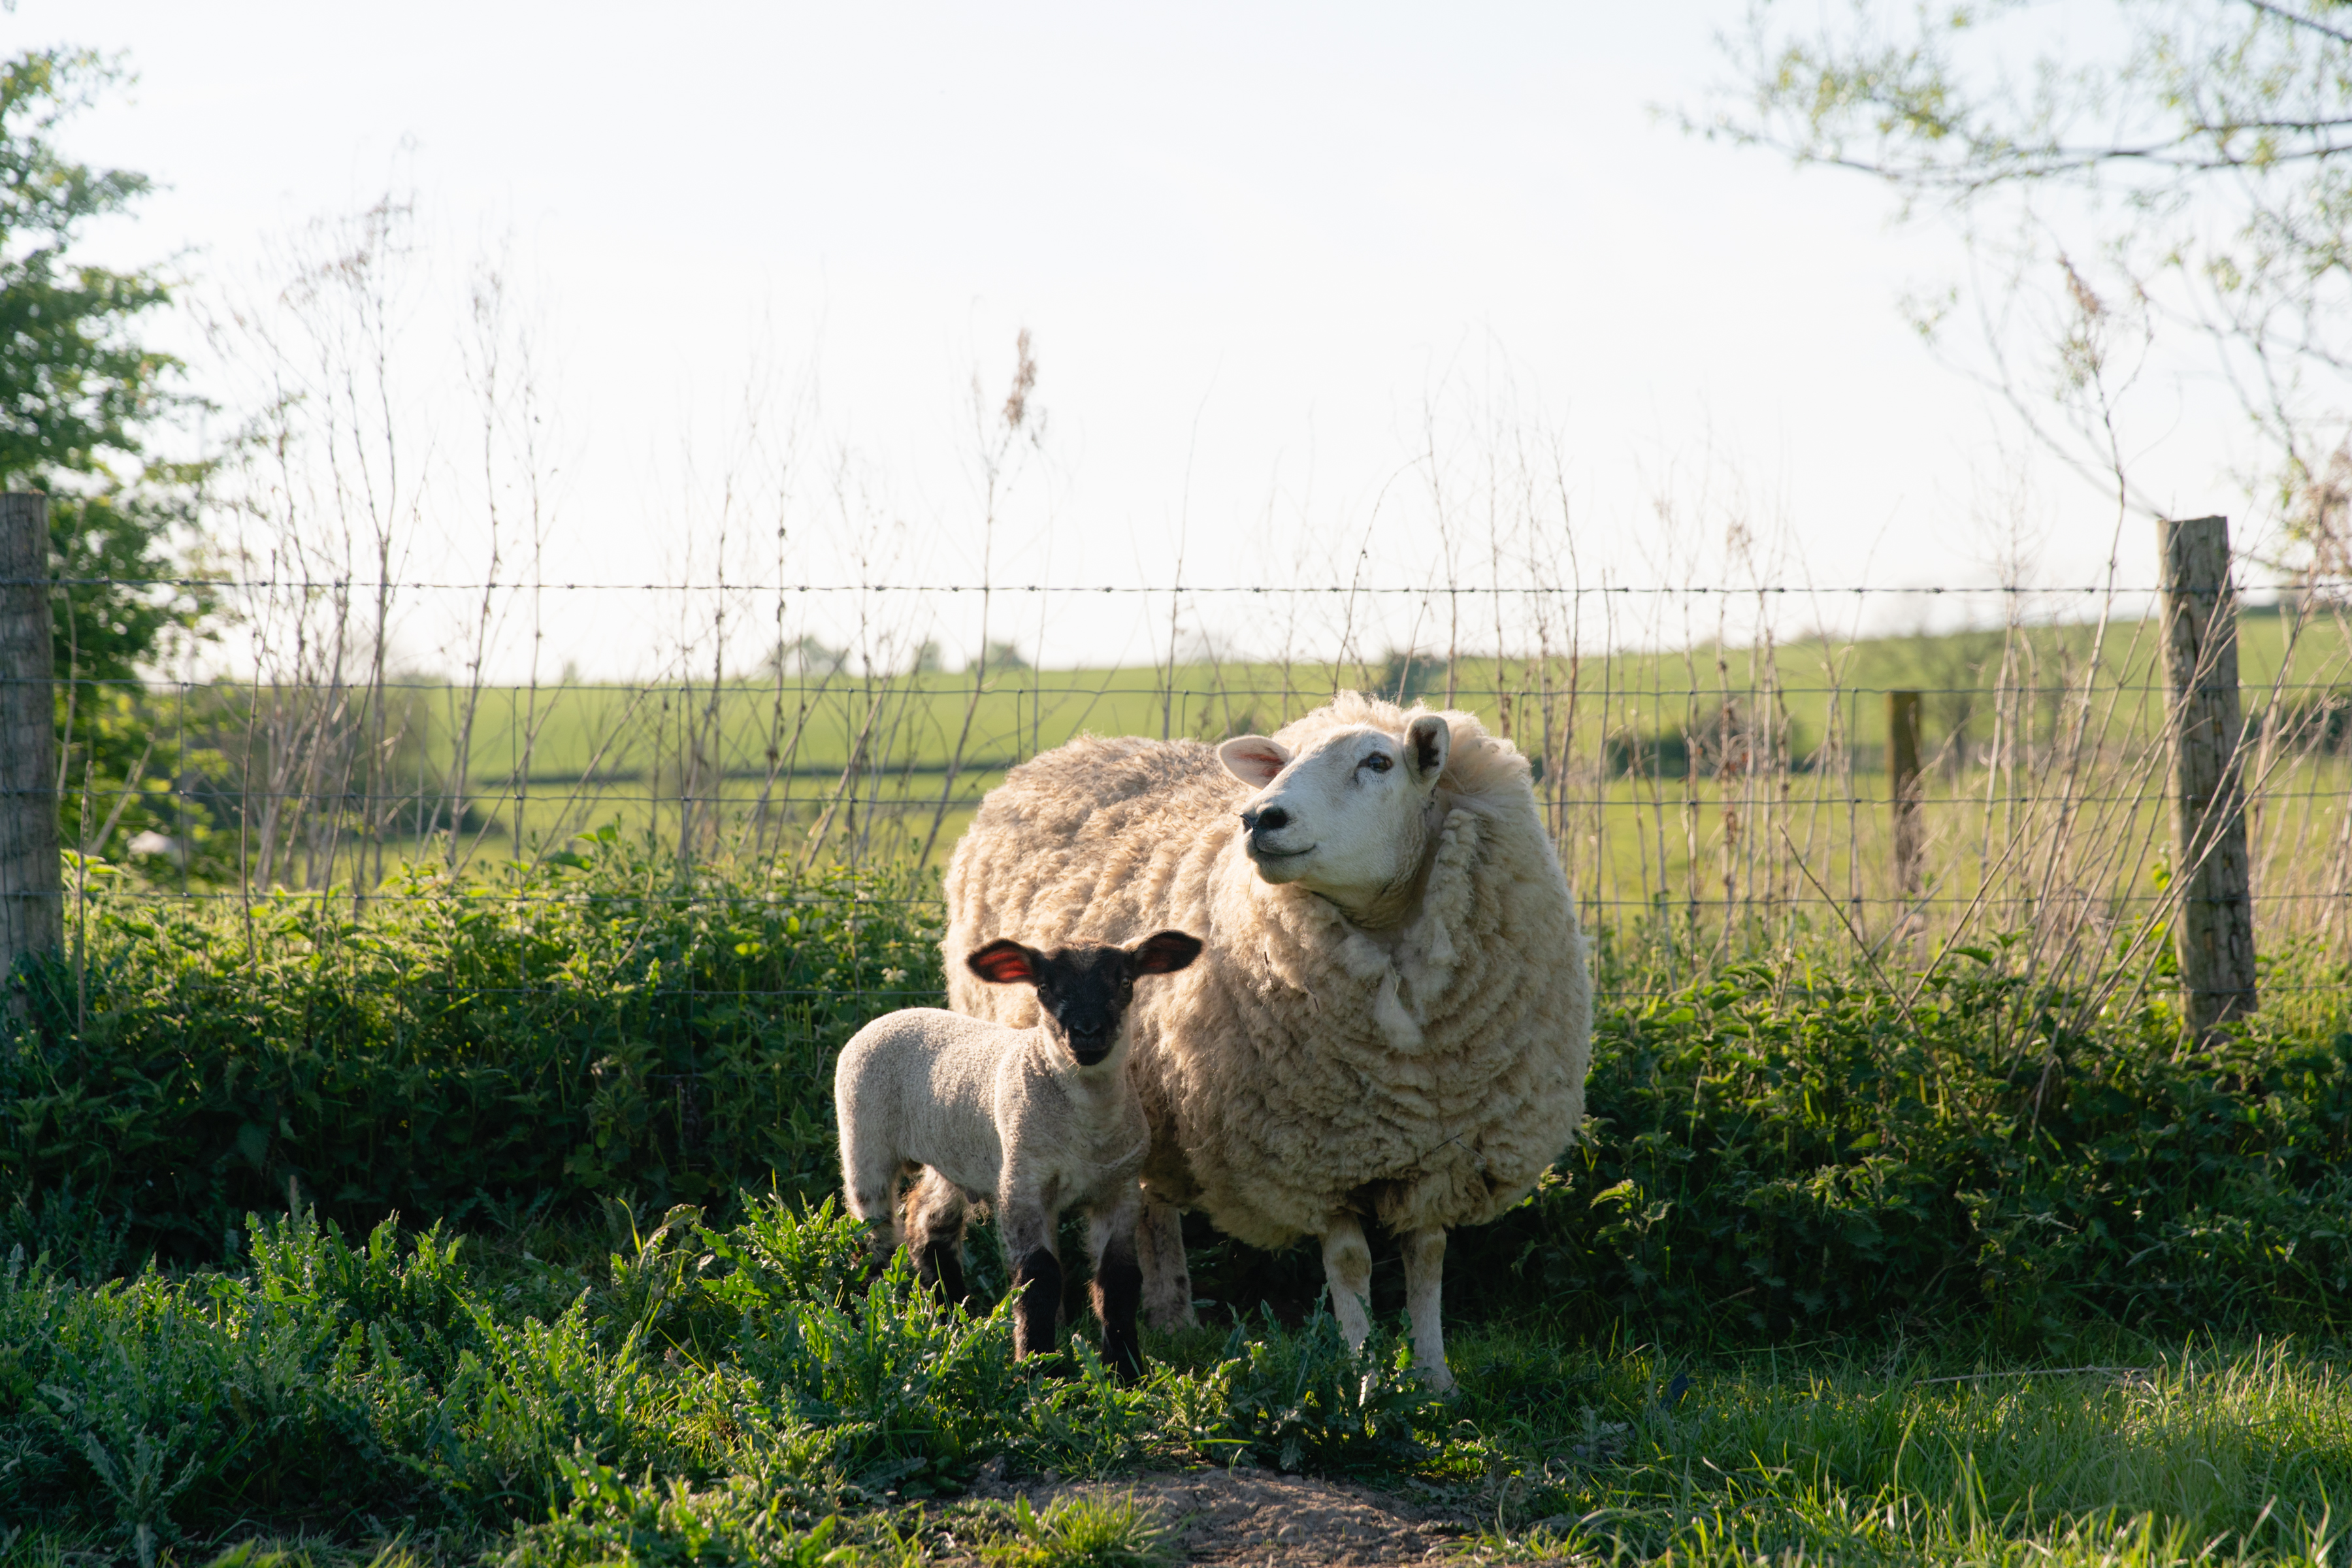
[[0, 49, 223, 866], [0, 48, 183, 487], [1703, 1, 2352, 561]]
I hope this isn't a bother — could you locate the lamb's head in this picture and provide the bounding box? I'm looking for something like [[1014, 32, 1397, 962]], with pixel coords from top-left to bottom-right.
[[965, 930, 1204, 1067], [1217, 711, 1450, 924]]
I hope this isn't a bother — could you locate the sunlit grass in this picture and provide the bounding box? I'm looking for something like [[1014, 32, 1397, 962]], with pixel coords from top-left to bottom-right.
[[1445, 1327, 2352, 1566]]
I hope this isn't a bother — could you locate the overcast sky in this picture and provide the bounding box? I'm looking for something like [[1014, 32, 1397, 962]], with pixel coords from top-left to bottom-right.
[[30, 3, 2259, 676]]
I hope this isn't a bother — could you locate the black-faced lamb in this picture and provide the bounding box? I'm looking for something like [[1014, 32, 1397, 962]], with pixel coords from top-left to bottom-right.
[[941, 692, 1591, 1391], [832, 929, 1204, 1377]]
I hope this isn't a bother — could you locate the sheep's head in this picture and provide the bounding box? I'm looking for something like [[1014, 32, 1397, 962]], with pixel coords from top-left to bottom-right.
[[965, 930, 1203, 1067], [1218, 713, 1450, 926]]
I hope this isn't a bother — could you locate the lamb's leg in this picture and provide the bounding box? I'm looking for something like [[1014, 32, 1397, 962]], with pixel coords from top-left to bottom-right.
[[1086, 1190, 1145, 1382], [1399, 1226, 1456, 1393], [1000, 1196, 1062, 1361], [905, 1169, 970, 1307], [1320, 1215, 1374, 1348], [1134, 1194, 1196, 1331], [840, 1135, 904, 1271]]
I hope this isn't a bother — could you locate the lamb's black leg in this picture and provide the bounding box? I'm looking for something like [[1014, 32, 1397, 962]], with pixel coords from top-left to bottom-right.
[[1091, 1227, 1144, 1382], [1011, 1247, 1063, 1360], [918, 1237, 968, 1305], [905, 1169, 971, 1307]]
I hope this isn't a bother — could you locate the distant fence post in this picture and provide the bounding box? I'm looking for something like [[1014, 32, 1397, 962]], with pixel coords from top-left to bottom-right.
[[1887, 690, 1923, 898], [0, 491, 61, 979], [2159, 514, 2256, 1041]]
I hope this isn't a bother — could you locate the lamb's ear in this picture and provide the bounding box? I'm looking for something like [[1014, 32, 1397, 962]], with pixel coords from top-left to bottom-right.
[[966, 939, 1041, 986], [1130, 930, 1204, 975], [1217, 736, 1291, 787], [1405, 715, 1450, 785]]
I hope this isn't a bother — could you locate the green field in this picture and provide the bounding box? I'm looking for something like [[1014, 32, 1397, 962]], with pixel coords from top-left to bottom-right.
[[238, 606, 2341, 971]]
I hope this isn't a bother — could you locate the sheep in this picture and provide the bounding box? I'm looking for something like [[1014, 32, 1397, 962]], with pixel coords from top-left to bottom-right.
[[832, 929, 1205, 1377], [942, 691, 1591, 1391]]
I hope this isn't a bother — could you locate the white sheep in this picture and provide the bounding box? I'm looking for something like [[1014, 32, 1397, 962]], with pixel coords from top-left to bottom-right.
[[942, 692, 1591, 1390], [832, 929, 1204, 1376]]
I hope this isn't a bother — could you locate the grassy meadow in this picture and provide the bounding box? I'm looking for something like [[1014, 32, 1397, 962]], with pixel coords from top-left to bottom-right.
[[20, 602, 2352, 1565], [203, 600, 2352, 977]]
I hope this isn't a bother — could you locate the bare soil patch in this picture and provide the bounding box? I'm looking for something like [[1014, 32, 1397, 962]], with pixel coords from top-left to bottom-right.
[[962, 1460, 1487, 1566]]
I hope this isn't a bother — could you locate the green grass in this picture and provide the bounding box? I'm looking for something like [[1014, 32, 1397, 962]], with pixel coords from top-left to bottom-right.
[[433, 604, 2352, 792], [6, 1202, 2351, 1567], [222, 606, 2352, 958], [978, 1493, 1173, 1568], [1450, 1328, 2352, 1566]]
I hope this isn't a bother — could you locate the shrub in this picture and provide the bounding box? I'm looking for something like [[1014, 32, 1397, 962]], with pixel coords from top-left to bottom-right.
[[1443, 938, 2352, 1343], [11, 838, 2352, 1346], [0, 836, 942, 1264]]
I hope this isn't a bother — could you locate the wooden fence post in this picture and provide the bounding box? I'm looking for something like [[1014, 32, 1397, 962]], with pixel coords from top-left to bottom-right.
[[2159, 514, 2257, 1039], [1888, 690, 1923, 898], [0, 491, 61, 978]]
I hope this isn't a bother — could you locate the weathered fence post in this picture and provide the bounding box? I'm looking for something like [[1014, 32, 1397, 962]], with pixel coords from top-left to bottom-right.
[[1888, 689, 1923, 898], [2159, 514, 2257, 1040], [0, 491, 61, 978]]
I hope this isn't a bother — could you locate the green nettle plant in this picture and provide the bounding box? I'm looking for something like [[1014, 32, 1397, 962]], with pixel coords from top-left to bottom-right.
[[7, 844, 2352, 1341], [1201, 1307, 1441, 1475], [1, 837, 946, 1264]]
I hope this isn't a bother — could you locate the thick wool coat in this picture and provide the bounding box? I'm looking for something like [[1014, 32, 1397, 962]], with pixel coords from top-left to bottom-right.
[[941, 693, 1590, 1248]]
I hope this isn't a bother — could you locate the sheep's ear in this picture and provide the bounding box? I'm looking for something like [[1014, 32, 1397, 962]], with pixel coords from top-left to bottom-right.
[[966, 939, 1040, 986], [1405, 715, 1450, 785], [1218, 736, 1290, 787], [1130, 930, 1203, 975]]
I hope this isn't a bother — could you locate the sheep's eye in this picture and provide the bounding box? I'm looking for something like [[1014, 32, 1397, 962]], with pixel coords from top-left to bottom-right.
[[1361, 753, 1392, 774]]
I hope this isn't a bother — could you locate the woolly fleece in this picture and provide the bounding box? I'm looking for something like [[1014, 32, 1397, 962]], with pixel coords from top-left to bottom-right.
[[941, 692, 1591, 1249]]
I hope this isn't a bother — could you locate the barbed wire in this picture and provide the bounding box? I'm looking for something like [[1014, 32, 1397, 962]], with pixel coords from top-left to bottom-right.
[[7, 575, 2336, 597]]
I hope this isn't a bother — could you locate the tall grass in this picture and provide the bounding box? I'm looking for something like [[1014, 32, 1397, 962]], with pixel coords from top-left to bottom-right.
[[7, 1198, 2352, 1567]]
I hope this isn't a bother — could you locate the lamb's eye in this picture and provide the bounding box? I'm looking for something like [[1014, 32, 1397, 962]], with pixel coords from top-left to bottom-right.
[[1361, 753, 1392, 774]]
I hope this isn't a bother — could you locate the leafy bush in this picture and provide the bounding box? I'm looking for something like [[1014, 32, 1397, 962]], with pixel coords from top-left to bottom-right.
[[11, 836, 2352, 1347], [0, 834, 942, 1264], [1437, 936, 2352, 1343]]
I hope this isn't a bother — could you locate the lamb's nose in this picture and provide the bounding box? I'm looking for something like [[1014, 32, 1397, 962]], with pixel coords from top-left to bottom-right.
[[1252, 806, 1291, 833]]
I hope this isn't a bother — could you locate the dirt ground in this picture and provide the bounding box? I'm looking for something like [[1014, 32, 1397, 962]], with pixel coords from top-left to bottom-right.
[[960, 1459, 1499, 1566]]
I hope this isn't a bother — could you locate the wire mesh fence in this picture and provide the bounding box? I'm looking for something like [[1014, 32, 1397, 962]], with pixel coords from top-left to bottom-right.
[[10, 515, 2352, 1023]]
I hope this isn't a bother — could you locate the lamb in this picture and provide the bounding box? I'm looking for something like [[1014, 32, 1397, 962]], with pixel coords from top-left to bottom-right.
[[832, 929, 1204, 1377], [942, 692, 1591, 1391]]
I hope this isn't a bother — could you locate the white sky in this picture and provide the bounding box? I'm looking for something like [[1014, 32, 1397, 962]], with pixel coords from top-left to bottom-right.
[[29, 2, 2272, 678]]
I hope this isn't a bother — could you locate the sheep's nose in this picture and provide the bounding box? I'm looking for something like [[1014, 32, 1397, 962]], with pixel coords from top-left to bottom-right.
[[1249, 806, 1290, 834]]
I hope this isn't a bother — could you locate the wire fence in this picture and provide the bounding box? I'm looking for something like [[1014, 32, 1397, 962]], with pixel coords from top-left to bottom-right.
[[10, 520, 2352, 1019]]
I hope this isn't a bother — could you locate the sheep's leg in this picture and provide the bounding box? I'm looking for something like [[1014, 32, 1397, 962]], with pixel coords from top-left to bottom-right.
[[1134, 1194, 1196, 1331], [1086, 1189, 1145, 1382], [1399, 1226, 1455, 1393], [1320, 1215, 1374, 1348], [905, 1169, 970, 1307], [1000, 1194, 1062, 1361]]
